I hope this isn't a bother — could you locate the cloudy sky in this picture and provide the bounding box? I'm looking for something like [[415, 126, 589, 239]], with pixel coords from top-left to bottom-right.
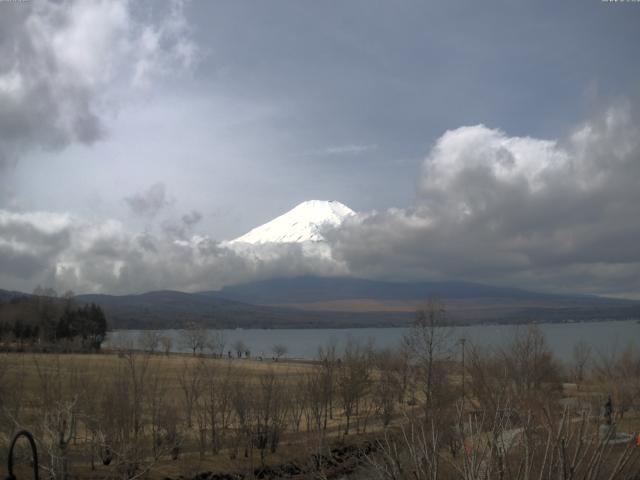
[[1, 0, 640, 297]]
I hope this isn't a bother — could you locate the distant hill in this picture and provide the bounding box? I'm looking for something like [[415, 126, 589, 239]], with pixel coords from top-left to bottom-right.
[[201, 276, 640, 326], [0, 289, 30, 302], [204, 276, 602, 304], [74, 290, 410, 329], [3, 276, 639, 330]]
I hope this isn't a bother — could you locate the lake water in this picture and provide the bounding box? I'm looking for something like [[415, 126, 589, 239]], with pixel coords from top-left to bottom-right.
[[105, 319, 640, 363]]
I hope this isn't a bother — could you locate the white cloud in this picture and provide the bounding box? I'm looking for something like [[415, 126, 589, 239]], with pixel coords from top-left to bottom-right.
[[0, 208, 344, 294], [0, 0, 197, 167], [310, 144, 379, 156], [328, 105, 640, 296], [422, 125, 570, 196]]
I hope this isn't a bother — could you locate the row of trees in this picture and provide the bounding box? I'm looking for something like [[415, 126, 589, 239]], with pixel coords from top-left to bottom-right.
[[129, 327, 289, 361], [0, 290, 108, 351]]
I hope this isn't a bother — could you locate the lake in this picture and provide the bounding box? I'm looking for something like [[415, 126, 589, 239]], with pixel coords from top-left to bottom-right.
[[105, 319, 640, 363]]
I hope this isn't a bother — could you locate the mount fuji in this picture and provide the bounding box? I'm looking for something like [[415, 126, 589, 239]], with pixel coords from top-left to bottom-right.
[[230, 200, 355, 245], [45, 201, 638, 329]]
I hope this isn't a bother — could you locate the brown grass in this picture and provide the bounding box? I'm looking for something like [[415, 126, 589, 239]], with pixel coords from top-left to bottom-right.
[[0, 351, 392, 479]]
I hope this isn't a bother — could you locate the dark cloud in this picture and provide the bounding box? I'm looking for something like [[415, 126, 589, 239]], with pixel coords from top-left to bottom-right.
[[124, 183, 171, 218], [0, 210, 71, 290], [182, 210, 203, 227], [162, 210, 203, 239]]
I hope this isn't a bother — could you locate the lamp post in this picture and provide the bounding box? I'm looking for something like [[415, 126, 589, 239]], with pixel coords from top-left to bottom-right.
[[459, 337, 466, 408]]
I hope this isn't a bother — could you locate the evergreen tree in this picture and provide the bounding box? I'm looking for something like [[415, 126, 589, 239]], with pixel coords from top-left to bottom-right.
[[0, 292, 108, 351], [89, 303, 108, 349]]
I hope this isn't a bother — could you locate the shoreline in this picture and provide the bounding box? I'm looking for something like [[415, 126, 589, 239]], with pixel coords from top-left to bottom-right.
[[107, 316, 640, 332]]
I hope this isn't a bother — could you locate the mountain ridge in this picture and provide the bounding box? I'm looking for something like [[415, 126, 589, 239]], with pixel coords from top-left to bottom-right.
[[204, 276, 614, 305], [2, 276, 639, 330]]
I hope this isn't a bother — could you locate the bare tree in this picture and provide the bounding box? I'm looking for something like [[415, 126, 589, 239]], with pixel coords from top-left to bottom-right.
[[201, 361, 233, 454], [288, 375, 307, 433], [31, 355, 79, 480], [571, 339, 592, 383], [159, 335, 173, 356], [303, 369, 325, 435], [466, 343, 511, 417], [157, 404, 182, 461], [501, 325, 560, 398], [369, 396, 640, 480], [593, 342, 640, 421], [301, 367, 331, 474], [95, 351, 155, 478], [206, 329, 226, 358], [138, 331, 160, 354], [230, 371, 253, 460], [254, 370, 288, 463], [272, 343, 288, 360], [146, 360, 169, 459], [405, 299, 453, 415], [232, 339, 247, 359], [41, 399, 77, 480], [178, 359, 204, 428], [337, 339, 371, 435], [373, 349, 401, 427], [392, 343, 412, 404], [317, 338, 338, 427], [181, 324, 208, 356], [367, 415, 442, 480]]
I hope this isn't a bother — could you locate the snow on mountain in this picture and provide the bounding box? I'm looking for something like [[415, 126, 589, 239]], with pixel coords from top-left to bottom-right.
[[230, 200, 355, 245]]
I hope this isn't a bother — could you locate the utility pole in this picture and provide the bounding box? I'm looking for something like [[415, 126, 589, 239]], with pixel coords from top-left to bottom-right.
[[460, 337, 466, 408]]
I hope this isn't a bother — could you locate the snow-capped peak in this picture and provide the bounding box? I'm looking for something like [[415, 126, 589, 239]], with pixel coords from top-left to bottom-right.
[[230, 200, 355, 245]]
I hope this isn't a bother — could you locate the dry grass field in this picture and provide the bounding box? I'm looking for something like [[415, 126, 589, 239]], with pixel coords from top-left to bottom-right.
[[0, 350, 407, 479], [2, 323, 640, 480], [0, 351, 314, 388]]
